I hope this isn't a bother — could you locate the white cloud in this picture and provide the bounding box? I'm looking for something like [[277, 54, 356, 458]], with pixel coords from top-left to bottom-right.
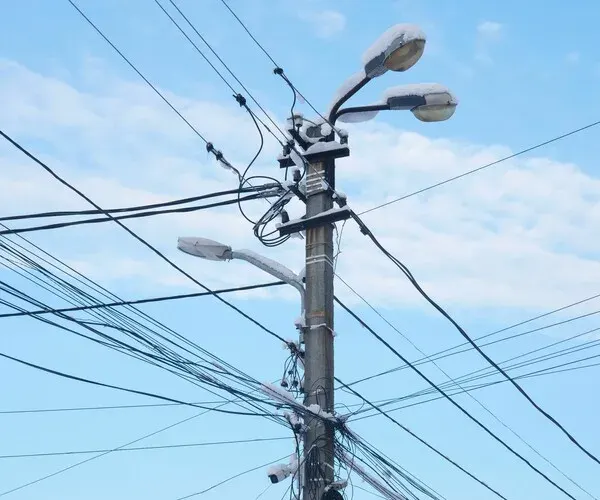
[[475, 21, 503, 64], [566, 51, 581, 65], [300, 10, 346, 38], [2, 60, 600, 314], [477, 21, 503, 39]]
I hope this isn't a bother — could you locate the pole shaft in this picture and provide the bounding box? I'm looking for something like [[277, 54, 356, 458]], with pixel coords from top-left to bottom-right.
[[303, 158, 335, 500]]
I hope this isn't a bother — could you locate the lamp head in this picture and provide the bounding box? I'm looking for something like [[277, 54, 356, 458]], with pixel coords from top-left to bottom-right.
[[362, 24, 426, 78], [176, 237, 233, 261], [383, 83, 457, 122]]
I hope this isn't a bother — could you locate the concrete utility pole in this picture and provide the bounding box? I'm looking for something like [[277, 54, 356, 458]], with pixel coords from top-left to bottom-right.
[[177, 23, 458, 500], [303, 156, 336, 500]]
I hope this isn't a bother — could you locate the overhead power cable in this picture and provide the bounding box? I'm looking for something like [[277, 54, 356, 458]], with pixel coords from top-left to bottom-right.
[[355, 353, 600, 421], [333, 374, 509, 500], [350, 325, 600, 420], [154, 0, 288, 144], [0, 436, 290, 460], [0, 185, 278, 223], [217, 0, 341, 133], [0, 350, 277, 418], [0, 401, 221, 414], [0, 224, 286, 429], [0, 129, 288, 345], [65, 0, 239, 172], [174, 455, 289, 500], [346, 296, 600, 388], [0, 228, 278, 402], [332, 271, 594, 499], [0, 281, 284, 319], [3, 350, 599, 417], [352, 210, 600, 469], [0, 192, 277, 236], [334, 296, 578, 500], [360, 119, 600, 215], [0, 400, 246, 496]]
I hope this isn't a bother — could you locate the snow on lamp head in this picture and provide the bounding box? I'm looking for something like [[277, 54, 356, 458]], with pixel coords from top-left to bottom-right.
[[362, 24, 426, 78], [383, 83, 458, 122], [176, 237, 233, 261]]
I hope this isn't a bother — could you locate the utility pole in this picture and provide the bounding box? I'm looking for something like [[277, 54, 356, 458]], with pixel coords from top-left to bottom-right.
[[303, 155, 336, 500], [269, 24, 456, 498]]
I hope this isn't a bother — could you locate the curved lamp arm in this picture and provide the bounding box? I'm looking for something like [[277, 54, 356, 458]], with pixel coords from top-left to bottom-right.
[[327, 74, 371, 125], [231, 249, 305, 320], [333, 103, 391, 123]]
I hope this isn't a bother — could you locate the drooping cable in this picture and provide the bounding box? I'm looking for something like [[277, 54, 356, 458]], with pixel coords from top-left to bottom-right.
[[332, 270, 596, 498], [346, 298, 600, 388], [0, 184, 278, 223], [0, 281, 284, 319], [351, 209, 600, 469], [156, 0, 290, 144], [0, 129, 289, 346], [0, 191, 278, 236], [359, 120, 600, 215], [0, 436, 291, 460], [217, 0, 341, 136], [335, 296, 578, 500], [0, 350, 278, 418], [174, 455, 289, 500]]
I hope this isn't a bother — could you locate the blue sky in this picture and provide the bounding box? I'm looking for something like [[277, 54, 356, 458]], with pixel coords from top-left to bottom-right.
[[1, 0, 600, 499]]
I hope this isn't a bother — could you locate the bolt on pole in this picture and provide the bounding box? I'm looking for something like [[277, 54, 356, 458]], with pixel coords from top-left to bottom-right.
[[303, 156, 336, 500]]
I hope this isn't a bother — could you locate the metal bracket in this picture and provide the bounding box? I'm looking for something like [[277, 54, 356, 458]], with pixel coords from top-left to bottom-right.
[[277, 207, 351, 236]]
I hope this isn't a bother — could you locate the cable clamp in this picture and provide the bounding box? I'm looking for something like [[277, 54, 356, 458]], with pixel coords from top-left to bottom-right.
[[233, 93, 247, 107]]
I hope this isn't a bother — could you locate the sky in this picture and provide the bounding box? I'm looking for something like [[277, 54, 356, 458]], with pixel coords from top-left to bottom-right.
[[1, 0, 600, 499]]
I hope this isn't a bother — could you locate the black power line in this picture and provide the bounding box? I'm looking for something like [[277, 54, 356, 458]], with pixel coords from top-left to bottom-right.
[[0, 192, 276, 236], [359, 120, 600, 215], [0, 281, 284, 319], [154, 0, 288, 144], [335, 296, 578, 500], [0, 185, 277, 223], [0, 436, 290, 460], [0, 129, 288, 346], [65, 0, 238, 171], [0, 350, 277, 418], [217, 0, 339, 133], [0, 401, 220, 414], [346, 297, 600, 388], [0, 402, 240, 496], [352, 210, 600, 469], [174, 454, 289, 500], [354, 353, 600, 422], [334, 374, 509, 500], [332, 272, 594, 498]]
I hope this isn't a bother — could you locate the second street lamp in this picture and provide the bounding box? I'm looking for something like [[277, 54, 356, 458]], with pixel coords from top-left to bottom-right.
[[177, 237, 306, 328], [334, 83, 458, 124]]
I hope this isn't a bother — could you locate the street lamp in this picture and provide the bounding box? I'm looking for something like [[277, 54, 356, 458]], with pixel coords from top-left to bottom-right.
[[177, 237, 305, 327], [319, 23, 457, 132], [362, 23, 426, 77], [327, 24, 427, 124], [334, 83, 458, 124]]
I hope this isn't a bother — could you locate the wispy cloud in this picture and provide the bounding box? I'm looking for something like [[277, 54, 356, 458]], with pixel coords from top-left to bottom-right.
[[566, 51, 581, 65], [300, 9, 346, 38], [477, 21, 503, 39], [3, 60, 600, 311], [475, 21, 504, 64]]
